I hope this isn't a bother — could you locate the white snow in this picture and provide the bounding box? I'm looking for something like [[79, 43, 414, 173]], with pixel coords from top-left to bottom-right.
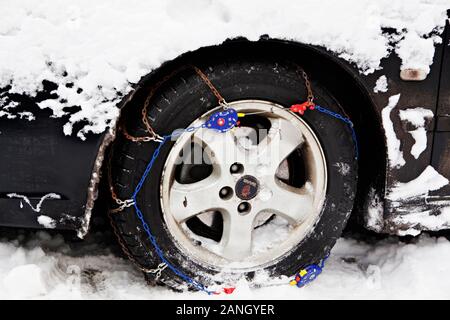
[[388, 165, 449, 201], [396, 31, 441, 75], [373, 75, 388, 93], [37, 216, 57, 229], [407, 129, 428, 159], [17, 111, 35, 121], [399, 107, 434, 159], [0, 0, 448, 139], [3, 264, 48, 299], [381, 94, 405, 168], [0, 110, 16, 119], [393, 207, 450, 236], [384, 164, 449, 236], [399, 107, 434, 127], [0, 98, 19, 119], [6, 194, 62, 228], [181, 215, 293, 263], [252, 216, 292, 256], [365, 189, 384, 232], [334, 162, 351, 176], [1, 230, 450, 299], [7, 193, 61, 213]]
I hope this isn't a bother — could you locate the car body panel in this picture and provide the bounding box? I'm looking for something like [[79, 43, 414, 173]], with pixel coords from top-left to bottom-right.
[[0, 23, 449, 236], [432, 22, 450, 198], [0, 107, 104, 231]]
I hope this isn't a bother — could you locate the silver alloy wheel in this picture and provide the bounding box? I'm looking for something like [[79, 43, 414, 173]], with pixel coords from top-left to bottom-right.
[[160, 100, 327, 270]]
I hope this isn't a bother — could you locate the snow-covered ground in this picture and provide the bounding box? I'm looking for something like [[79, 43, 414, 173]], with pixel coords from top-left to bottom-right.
[[1, 228, 449, 300]]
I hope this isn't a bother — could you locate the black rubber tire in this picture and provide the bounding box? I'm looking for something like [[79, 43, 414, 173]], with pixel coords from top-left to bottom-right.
[[109, 58, 358, 290]]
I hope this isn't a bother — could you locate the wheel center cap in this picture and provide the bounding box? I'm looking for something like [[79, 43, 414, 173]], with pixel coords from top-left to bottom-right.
[[235, 175, 260, 200]]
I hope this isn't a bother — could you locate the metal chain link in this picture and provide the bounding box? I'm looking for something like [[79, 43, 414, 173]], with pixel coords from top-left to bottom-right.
[[191, 65, 228, 108], [122, 67, 189, 143], [294, 64, 315, 103], [107, 144, 134, 213], [112, 65, 227, 211], [109, 198, 135, 214], [151, 263, 168, 279], [120, 126, 163, 143], [294, 63, 353, 121], [121, 65, 227, 144], [107, 209, 168, 276], [314, 105, 359, 158], [292, 63, 358, 158], [106, 145, 168, 275]]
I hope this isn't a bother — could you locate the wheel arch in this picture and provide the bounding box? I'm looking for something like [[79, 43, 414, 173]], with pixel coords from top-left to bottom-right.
[[85, 38, 387, 237]]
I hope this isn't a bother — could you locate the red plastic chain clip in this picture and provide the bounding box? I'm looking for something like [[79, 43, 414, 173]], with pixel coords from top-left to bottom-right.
[[213, 287, 236, 295], [290, 101, 315, 115], [223, 287, 236, 294]]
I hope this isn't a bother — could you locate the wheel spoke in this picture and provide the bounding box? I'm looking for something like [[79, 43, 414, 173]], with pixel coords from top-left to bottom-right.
[[193, 128, 241, 172], [220, 213, 254, 260], [256, 180, 315, 225], [169, 173, 223, 223], [257, 118, 304, 171]]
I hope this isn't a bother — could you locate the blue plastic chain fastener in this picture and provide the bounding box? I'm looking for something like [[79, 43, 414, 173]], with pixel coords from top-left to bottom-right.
[[290, 256, 328, 288], [204, 108, 239, 132]]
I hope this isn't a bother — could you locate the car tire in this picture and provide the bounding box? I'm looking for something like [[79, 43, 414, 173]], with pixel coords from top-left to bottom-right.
[[109, 58, 358, 290]]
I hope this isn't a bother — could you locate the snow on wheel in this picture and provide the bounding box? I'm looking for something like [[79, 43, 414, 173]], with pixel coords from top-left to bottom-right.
[[109, 59, 357, 290]]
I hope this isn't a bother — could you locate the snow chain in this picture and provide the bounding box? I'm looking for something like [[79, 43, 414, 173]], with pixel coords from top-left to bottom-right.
[[107, 64, 359, 293], [110, 65, 230, 212]]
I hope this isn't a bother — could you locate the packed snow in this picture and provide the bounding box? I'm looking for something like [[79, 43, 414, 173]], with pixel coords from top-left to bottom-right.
[[373, 75, 388, 93], [381, 94, 405, 168], [0, 0, 448, 139], [393, 207, 450, 236], [365, 189, 384, 232], [385, 165, 449, 236], [399, 107, 434, 159], [37, 216, 57, 229], [0, 229, 449, 299], [388, 165, 449, 202]]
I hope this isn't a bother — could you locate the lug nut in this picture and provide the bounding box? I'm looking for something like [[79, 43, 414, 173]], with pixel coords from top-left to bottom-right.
[[230, 162, 244, 174], [219, 186, 233, 200], [238, 202, 251, 215]]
